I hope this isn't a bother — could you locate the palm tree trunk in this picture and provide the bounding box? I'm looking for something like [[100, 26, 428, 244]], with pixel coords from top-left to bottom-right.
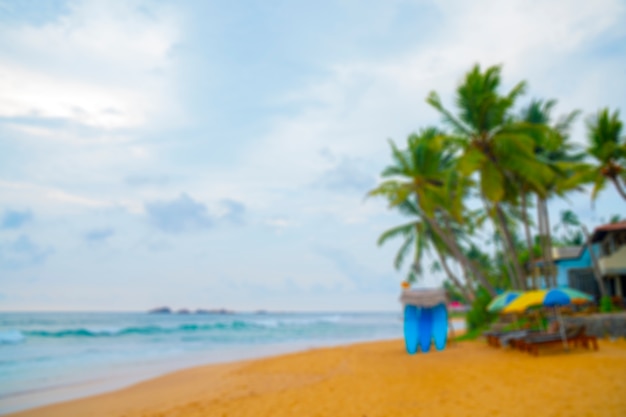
[[521, 192, 538, 289], [495, 203, 526, 290], [423, 215, 497, 297], [537, 197, 551, 288], [441, 214, 484, 300], [454, 252, 478, 298], [609, 176, 626, 201], [582, 225, 607, 298], [483, 199, 520, 290], [434, 246, 475, 303], [539, 198, 556, 287], [497, 236, 519, 290]]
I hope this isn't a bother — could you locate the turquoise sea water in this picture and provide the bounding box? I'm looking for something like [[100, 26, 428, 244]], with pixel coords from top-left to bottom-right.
[[0, 311, 407, 414]]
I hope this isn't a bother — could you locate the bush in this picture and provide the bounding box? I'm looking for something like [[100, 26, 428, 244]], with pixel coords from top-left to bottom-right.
[[600, 296, 613, 313], [501, 314, 546, 332], [466, 287, 496, 332]]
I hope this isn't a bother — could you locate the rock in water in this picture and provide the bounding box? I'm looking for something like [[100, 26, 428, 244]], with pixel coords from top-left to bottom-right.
[[148, 306, 172, 314]]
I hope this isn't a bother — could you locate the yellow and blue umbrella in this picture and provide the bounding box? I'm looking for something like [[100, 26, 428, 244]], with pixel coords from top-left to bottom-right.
[[502, 287, 593, 349], [487, 291, 523, 312], [502, 287, 593, 314]]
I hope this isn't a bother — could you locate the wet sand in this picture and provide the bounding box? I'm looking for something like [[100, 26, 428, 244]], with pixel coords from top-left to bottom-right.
[[7, 338, 626, 417]]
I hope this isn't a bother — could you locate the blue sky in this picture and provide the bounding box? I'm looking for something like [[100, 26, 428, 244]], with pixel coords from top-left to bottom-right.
[[1, 0, 625, 311]]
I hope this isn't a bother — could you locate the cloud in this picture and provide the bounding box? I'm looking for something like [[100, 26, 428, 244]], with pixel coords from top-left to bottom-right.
[[219, 199, 246, 224], [264, 216, 294, 232], [314, 155, 376, 193], [0, 0, 181, 132], [312, 245, 394, 292], [0, 180, 141, 214], [144, 194, 247, 233], [1, 209, 33, 229], [84, 227, 115, 242], [145, 193, 213, 233], [0, 235, 54, 269], [125, 174, 173, 187], [0, 63, 145, 129], [0, 1, 624, 311]]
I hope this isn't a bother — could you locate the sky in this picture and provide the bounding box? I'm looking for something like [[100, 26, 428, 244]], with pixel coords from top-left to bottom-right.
[[1, 0, 625, 312]]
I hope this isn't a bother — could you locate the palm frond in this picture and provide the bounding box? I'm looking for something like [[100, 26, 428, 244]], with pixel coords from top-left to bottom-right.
[[377, 222, 416, 247], [394, 234, 415, 270], [426, 91, 473, 135]]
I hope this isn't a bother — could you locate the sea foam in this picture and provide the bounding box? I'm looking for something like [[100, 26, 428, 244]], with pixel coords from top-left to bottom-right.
[[0, 330, 25, 344]]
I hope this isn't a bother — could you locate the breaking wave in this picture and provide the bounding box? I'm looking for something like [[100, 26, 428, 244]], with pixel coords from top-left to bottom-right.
[[12, 316, 343, 340]]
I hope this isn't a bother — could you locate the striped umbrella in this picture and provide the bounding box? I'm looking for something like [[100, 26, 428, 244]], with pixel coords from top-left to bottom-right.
[[502, 288, 593, 314], [486, 291, 523, 312], [502, 287, 594, 348]]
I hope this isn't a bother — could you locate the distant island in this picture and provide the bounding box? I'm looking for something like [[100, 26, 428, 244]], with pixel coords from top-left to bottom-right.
[[147, 306, 234, 315]]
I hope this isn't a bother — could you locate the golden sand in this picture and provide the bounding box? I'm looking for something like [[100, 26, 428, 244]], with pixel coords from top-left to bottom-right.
[[9, 338, 626, 417]]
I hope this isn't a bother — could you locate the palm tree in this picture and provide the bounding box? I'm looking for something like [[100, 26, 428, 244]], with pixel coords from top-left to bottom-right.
[[553, 210, 584, 246], [427, 64, 555, 290], [464, 243, 501, 290], [375, 200, 429, 284], [430, 253, 475, 303], [607, 214, 625, 223], [518, 99, 584, 288], [377, 199, 475, 302], [369, 127, 497, 296], [586, 108, 626, 201]]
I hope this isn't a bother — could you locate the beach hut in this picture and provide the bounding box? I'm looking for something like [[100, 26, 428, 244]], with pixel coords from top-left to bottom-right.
[[400, 288, 448, 354]]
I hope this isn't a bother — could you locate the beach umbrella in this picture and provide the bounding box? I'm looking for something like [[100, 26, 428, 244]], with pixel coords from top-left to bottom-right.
[[486, 291, 523, 312], [501, 287, 593, 349], [501, 288, 593, 314]]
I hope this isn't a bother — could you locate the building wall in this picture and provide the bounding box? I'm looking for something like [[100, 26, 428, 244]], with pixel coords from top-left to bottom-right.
[[532, 245, 602, 289], [599, 245, 626, 275], [552, 245, 604, 287]]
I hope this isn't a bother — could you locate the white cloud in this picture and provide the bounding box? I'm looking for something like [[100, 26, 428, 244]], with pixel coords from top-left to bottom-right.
[[215, 0, 625, 212], [0, 64, 147, 129], [0, 180, 142, 214], [0, 0, 181, 131], [264, 217, 295, 233], [1, 1, 624, 310]]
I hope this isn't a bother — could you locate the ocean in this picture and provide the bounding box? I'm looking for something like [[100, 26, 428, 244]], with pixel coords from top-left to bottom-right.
[[0, 311, 417, 414]]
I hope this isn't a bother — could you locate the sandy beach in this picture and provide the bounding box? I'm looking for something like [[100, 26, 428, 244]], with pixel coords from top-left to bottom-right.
[[7, 337, 626, 417]]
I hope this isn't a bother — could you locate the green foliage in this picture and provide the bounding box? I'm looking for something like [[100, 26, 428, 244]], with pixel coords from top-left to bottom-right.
[[600, 296, 614, 313], [466, 287, 496, 331], [587, 109, 624, 160], [585, 108, 626, 200], [553, 210, 585, 246], [449, 311, 468, 319], [501, 315, 546, 332], [455, 327, 487, 341], [371, 63, 625, 305], [443, 280, 466, 304]]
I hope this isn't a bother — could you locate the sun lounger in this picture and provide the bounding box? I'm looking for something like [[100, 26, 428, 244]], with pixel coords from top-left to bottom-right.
[[483, 329, 537, 348], [567, 327, 598, 350], [521, 325, 596, 356], [499, 330, 537, 348], [522, 333, 565, 356], [483, 330, 501, 347]]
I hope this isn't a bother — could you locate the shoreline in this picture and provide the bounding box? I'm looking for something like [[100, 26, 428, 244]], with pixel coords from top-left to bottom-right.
[[0, 336, 397, 415], [7, 331, 626, 417], [3, 319, 465, 415], [3, 311, 430, 414]]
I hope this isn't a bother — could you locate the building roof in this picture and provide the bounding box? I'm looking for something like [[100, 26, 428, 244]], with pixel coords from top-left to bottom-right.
[[531, 246, 584, 266], [591, 220, 626, 243], [552, 246, 583, 260]]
